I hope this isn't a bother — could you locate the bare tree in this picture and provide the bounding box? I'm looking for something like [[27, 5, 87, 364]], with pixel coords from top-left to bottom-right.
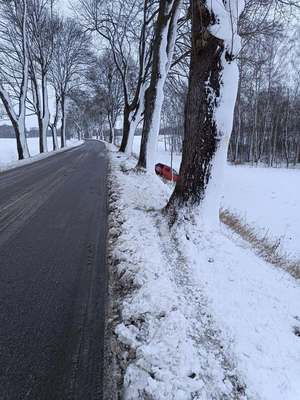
[[27, 0, 58, 153], [49, 92, 59, 150], [115, 0, 155, 154], [229, 21, 300, 167], [77, 0, 156, 154], [50, 18, 91, 148], [67, 88, 107, 140], [137, 0, 183, 170], [0, 0, 30, 159], [86, 53, 123, 143]]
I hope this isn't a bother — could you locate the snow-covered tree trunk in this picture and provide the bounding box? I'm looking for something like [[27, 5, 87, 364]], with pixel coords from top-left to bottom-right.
[[49, 95, 60, 151], [18, 0, 30, 159], [60, 93, 66, 148], [31, 72, 49, 153], [0, 0, 30, 160], [124, 85, 146, 155], [137, 0, 182, 171], [0, 87, 29, 160], [50, 125, 58, 150], [41, 75, 50, 152], [108, 118, 115, 144], [120, 103, 131, 149], [167, 0, 245, 227]]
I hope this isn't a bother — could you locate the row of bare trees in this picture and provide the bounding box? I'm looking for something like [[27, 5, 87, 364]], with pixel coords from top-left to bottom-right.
[[0, 0, 91, 159], [2, 0, 295, 219], [229, 23, 300, 167], [68, 0, 298, 225], [74, 0, 299, 174], [123, 0, 300, 169], [77, 0, 184, 170]]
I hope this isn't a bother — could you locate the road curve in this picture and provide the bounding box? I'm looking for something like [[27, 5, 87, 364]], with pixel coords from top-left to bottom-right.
[[0, 141, 108, 400]]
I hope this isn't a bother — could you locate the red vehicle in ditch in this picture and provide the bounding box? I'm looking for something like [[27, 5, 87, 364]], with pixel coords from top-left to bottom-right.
[[155, 163, 180, 182]]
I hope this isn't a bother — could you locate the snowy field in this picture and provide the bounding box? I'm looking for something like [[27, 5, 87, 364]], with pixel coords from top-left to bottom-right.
[[132, 136, 300, 259], [223, 167, 300, 259], [0, 137, 82, 171], [108, 147, 300, 400]]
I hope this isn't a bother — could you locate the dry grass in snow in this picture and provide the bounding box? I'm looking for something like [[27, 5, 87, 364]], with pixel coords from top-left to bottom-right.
[[220, 209, 300, 280]]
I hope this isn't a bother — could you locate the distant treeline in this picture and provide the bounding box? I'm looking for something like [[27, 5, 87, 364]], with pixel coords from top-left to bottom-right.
[[0, 125, 74, 140], [0, 125, 40, 139]]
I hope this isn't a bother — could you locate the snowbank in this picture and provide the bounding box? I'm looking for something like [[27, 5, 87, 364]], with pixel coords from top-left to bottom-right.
[[108, 148, 300, 399], [0, 137, 83, 172]]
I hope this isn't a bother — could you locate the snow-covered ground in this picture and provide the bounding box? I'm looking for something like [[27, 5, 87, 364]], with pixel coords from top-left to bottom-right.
[[0, 137, 83, 172], [108, 147, 300, 400], [132, 136, 300, 259], [223, 166, 300, 259]]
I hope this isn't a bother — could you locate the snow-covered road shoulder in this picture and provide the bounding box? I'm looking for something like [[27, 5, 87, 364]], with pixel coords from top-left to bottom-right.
[[0, 138, 83, 173], [107, 149, 251, 399], [108, 148, 300, 399]]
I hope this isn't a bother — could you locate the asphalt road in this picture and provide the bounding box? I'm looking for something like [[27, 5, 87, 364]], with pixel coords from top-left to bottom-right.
[[0, 141, 108, 400]]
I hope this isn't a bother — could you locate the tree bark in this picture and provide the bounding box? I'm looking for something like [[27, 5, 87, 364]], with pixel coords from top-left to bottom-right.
[[60, 93, 66, 148], [0, 0, 30, 160], [167, 3, 222, 209], [119, 103, 131, 151], [31, 71, 49, 153], [0, 88, 28, 160], [167, 0, 242, 226], [50, 125, 58, 150], [108, 118, 115, 144]]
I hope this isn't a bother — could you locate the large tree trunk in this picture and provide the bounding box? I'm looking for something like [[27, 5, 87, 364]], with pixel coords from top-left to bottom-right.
[[119, 103, 131, 151], [18, 0, 30, 159], [108, 118, 115, 144], [120, 85, 146, 155], [41, 75, 50, 152], [37, 115, 44, 153], [13, 121, 27, 160], [60, 93, 66, 148], [31, 72, 49, 153], [167, 0, 243, 226], [118, 0, 151, 154], [50, 125, 59, 150], [125, 87, 146, 155], [137, 0, 182, 171], [50, 95, 60, 151], [0, 0, 30, 160], [0, 87, 29, 160]]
